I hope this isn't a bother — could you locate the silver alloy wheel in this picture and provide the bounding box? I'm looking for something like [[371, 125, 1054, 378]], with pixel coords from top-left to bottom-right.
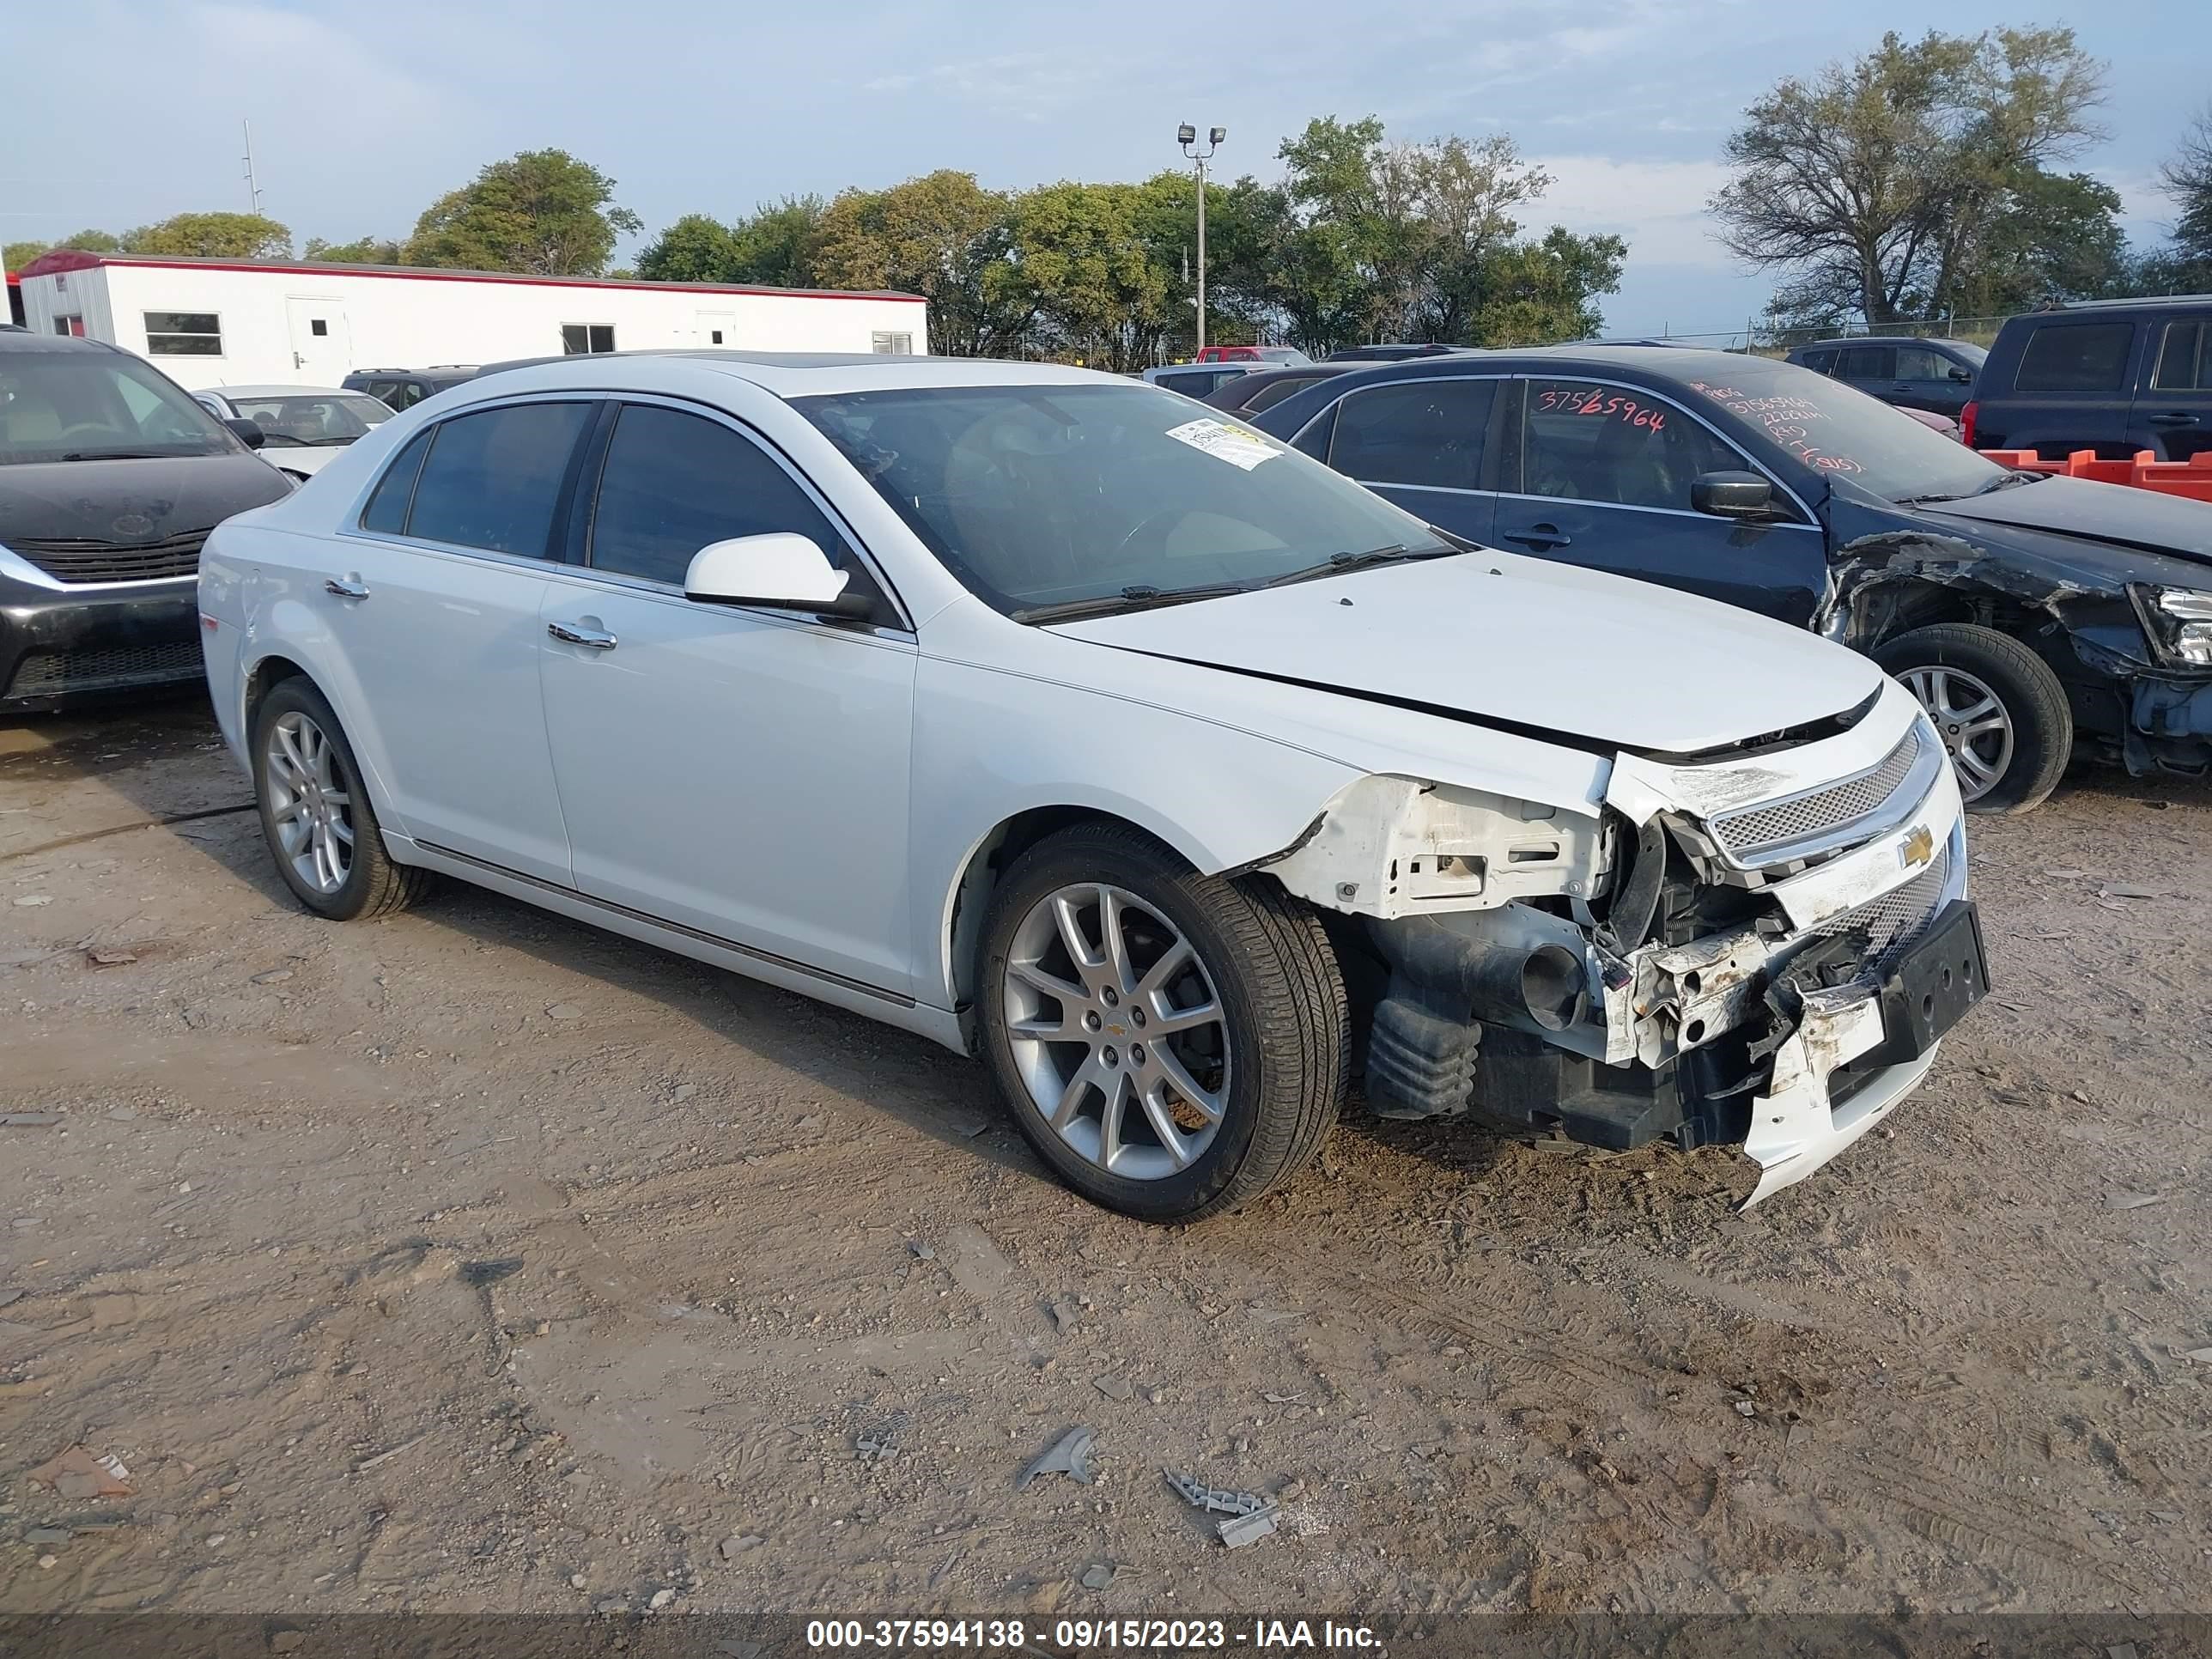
[[1001, 883, 1232, 1181], [1901, 665, 2015, 804], [264, 709, 355, 895]]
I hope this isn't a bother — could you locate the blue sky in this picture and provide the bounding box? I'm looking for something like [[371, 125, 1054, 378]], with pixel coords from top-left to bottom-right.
[[5, 0, 2206, 337]]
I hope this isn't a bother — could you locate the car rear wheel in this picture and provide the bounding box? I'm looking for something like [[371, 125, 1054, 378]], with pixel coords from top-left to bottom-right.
[[1873, 623, 2072, 814], [252, 678, 434, 921], [977, 823, 1348, 1222]]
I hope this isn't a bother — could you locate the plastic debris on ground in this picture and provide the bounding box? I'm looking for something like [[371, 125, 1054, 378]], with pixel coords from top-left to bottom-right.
[[1164, 1468, 1281, 1547], [1014, 1426, 1097, 1490], [28, 1445, 134, 1499]]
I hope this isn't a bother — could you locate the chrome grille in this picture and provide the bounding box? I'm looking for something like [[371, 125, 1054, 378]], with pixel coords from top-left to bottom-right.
[[1711, 725, 1927, 863], [8, 531, 208, 584], [6, 640, 204, 698], [1813, 843, 1950, 980]]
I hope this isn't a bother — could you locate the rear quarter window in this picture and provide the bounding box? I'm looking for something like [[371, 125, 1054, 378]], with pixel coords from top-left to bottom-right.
[[2013, 322, 2135, 393]]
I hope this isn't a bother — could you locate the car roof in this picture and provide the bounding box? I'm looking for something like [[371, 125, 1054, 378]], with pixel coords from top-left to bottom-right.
[[1792, 336, 1977, 350], [2014, 294, 2212, 314], [440, 349, 1126, 404], [0, 330, 121, 356]]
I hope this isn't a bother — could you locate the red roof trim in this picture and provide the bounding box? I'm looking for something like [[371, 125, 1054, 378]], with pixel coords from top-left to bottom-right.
[[15, 249, 923, 305]]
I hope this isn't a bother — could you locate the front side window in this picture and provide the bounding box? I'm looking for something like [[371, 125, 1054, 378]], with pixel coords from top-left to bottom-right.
[[1520, 380, 1746, 512], [1798, 349, 1837, 375], [587, 404, 852, 587], [561, 324, 617, 356], [0, 350, 233, 464], [798, 382, 1445, 616], [1328, 379, 1496, 491], [2154, 321, 2208, 392], [1894, 345, 1955, 381], [2015, 322, 2134, 392], [401, 402, 592, 556], [144, 312, 222, 356]]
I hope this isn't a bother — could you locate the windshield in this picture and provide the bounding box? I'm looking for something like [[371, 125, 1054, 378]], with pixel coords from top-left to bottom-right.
[[0, 352, 234, 465], [1679, 357, 2009, 504], [226, 392, 392, 447], [798, 382, 1448, 614]]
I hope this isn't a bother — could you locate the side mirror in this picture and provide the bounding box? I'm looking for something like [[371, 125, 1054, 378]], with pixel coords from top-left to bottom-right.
[[1948, 366, 1973, 383], [225, 416, 266, 450], [684, 532, 873, 620], [1692, 471, 1775, 520]]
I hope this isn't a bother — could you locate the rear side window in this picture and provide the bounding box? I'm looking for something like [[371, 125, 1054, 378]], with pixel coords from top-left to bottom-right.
[[587, 404, 851, 587], [1242, 374, 1327, 413], [2014, 323, 2134, 393], [1328, 380, 1496, 490], [1521, 380, 1748, 513], [1155, 371, 1217, 397], [1836, 345, 1892, 380], [2153, 321, 2209, 392], [360, 428, 433, 534], [403, 402, 592, 556]]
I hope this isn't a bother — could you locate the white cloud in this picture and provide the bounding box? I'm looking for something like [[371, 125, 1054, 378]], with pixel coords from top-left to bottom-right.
[[1528, 155, 1736, 266]]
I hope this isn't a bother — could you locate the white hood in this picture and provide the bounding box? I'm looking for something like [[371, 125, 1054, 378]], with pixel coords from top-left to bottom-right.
[[1048, 550, 1882, 755]]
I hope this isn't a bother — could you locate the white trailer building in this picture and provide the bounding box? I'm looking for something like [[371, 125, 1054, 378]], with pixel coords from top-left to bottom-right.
[[14, 252, 929, 392]]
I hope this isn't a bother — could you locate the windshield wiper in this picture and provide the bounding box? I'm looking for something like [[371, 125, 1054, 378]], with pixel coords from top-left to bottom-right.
[[55, 450, 173, 462], [1899, 470, 2043, 506], [1014, 582, 1249, 623], [1261, 542, 1455, 588]]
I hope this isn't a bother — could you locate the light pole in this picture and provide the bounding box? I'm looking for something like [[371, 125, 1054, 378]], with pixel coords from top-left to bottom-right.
[[1178, 123, 1224, 354]]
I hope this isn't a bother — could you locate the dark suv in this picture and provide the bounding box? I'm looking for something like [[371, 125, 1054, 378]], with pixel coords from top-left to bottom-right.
[[1786, 337, 1983, 420], [1970, 296, 2212, 460], [2, 332, 291, 712], [1252, 346, 2212, 813], [342, 367, 479, 412]]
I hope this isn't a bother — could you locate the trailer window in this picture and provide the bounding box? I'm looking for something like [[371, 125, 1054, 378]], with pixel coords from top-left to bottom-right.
[[145, 312, 223, 356], [872, 331, 914, 355], [561, 325, 617, 356]]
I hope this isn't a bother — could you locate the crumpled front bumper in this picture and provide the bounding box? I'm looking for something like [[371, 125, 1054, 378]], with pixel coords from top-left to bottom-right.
[[1741, 990, 1940, 1205]]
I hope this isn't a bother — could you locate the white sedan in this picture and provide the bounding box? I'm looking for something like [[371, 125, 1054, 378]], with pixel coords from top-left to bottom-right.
[[191, 385, 395, 482], [198, 353, 1983, 1219]]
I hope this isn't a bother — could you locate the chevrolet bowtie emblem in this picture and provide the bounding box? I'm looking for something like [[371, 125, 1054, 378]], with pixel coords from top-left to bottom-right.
[[1899, 825, 1936, 869]]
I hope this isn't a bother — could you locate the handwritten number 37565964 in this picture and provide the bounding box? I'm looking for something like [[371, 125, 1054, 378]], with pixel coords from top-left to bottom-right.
[[1537, 386, 1665, 430]]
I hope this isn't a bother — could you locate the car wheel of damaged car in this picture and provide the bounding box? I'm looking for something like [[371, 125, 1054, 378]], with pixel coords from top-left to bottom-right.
[[1873, 623, 2072, 813], [978, 823, 1348, 1222], [252, 679, 434, 921]]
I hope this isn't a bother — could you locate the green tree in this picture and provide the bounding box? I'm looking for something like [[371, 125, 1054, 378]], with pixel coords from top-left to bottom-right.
[[404, 149, 641, 276], [1013, 182, 1170, 370], [637, 197, 826, 287], [4, 240, 48, 271], [1711, 27, 2110, 325], [1946, 171, 2126, 313], [2161, 104, 2212, 270], [635, 213, 741, 283], [119, 213, 291, 258], [303, 235, 404, 264], [814, 171, 1035, 355]]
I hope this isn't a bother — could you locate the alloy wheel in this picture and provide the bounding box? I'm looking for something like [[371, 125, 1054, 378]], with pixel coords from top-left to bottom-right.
[[264, 709, 355, 895], [1902, 665, 2015, 805], [1001, 883, 1232, 1181]]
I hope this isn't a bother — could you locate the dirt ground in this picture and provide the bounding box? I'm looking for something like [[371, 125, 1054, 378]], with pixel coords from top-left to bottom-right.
[[1, 693, 2207, 1621]]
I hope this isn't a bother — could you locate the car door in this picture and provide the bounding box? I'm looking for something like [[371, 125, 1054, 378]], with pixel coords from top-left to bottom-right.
[[1317, 375, 1502, 544], [1490, 375, 1829, 625], [2139, 315, 2212, 460], [537, 399, 920, 999], [1892, 343, 1972, 417], [333, 397, 595, 884]]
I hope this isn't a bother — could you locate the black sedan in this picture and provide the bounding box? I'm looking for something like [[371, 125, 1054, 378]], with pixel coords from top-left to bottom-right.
[[1200, 362, 1358, 416], [1251, 345, 2212, 812], [2, 332, 291, 713]]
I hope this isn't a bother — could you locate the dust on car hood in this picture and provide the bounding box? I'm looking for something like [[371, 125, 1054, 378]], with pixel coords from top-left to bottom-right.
[[1046, 550, 1884, 755]]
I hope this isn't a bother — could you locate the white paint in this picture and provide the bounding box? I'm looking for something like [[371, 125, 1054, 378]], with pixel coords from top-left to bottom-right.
[[18, 258, 927, 392], [197, 352, 1962, 1207]]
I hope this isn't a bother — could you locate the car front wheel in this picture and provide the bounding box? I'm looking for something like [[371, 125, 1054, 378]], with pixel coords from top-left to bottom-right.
[[977, 823, 1348, 1222], [1873, 623, 2073, 814]]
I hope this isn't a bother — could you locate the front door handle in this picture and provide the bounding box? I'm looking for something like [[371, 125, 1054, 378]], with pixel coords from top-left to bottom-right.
[[325, 575, 369, 599], [547, 620, 617, 649], [1503, 524, 1572, 550], [2148, 412, 2198, 426]]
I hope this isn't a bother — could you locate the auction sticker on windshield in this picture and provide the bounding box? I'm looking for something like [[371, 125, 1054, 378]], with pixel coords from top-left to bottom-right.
[[1165, 416, 1279, 471]]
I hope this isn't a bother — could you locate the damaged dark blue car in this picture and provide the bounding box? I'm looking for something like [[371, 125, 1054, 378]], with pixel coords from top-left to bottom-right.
[[1251, 345, 2212, 813]]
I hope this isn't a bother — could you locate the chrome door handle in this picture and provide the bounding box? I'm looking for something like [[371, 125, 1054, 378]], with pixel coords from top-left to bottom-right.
[[547, 620, 617, 649], [325, 575, 370, 599]]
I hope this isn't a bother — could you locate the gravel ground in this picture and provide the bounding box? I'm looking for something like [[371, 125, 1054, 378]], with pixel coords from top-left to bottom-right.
[[1, 695, 2207, 1619]]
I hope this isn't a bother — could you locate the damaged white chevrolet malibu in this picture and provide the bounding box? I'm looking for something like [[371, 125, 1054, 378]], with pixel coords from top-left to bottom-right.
[[198, 353, 1985, 1221]]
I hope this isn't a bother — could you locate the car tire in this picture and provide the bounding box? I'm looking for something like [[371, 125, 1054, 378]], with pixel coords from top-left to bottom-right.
[[976, 822, 1348, 1223], [251, 678, 434, 921], [1873, 623, 2073, 814]]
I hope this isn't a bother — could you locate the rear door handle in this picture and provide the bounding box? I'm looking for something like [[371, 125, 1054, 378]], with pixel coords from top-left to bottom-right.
[[547, 620, 617, 649], [2148, 412, 2198, 426], [324, 575, 369, 599], [1503, 524, 1572, 550]]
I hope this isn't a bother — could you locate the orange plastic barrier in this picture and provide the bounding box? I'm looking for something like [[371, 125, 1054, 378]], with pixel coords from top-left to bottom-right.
[[1978, 447, 2212, 504]]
